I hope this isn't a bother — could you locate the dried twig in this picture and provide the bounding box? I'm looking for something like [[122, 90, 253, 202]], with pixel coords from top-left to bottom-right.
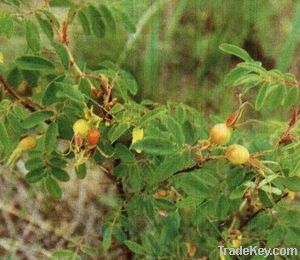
[[278, 106, 300, 145], [0, 76, 40, 112]]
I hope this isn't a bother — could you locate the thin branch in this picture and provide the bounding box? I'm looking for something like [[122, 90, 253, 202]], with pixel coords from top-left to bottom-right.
[[173, 155, 224, 176], [239, 193, 288, 230], [0, 76, 41, 112]]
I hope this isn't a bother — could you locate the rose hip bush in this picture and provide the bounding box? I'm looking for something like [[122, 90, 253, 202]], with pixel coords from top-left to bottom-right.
[[0, 1, 300, 259]]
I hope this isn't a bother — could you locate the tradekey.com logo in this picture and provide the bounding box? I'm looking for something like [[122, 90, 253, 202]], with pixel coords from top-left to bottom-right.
[[218, 245, 298, 258]]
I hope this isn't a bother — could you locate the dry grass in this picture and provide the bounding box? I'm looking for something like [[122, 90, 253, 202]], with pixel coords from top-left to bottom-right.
[[0, 161, 119, 259]]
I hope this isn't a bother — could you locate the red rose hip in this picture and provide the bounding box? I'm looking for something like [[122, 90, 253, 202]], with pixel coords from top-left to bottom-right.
[[87, 129, 101, 146]]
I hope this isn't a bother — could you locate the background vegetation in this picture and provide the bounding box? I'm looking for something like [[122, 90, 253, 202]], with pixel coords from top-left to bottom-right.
[[3, 0, 300, 112]]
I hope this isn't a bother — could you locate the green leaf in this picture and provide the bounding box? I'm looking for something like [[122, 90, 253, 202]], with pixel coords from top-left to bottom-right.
[[25, 19, 40, 52], [281, 177, 300, 192], [118, 70, 138, 95], [99, 5, 116, 35], [155, 199, 176, 212], [285, 86, 299, 107], [284, 227, 300, 245], [80, 244, 98, 257], [53, 42, 69, 69], [128, 165, 141, 192], [234, 73, 260, 86], [51, 167, 70, 182], [109, 104, 124, 115], [115, 9, 136, 33], [76, 164, 87, 179], [115, 143, 135, 163], [267, 225, 285, 247], [108, 123, 130, 143], [102, 225, 113, 251], [151, 152, 194, 184], [255, 82, 270, 110], [0, 63, 5, 73], [77, 8, 91, 35], [49, 156, 67, 168], [131, 137, 177, 155], [22, 111, 54, 129], [112, 227, 127, 242], [223, 67, 249, 87], [162, 115, 185, 145], [215, 195, 230, 219], [16, 56, 54, 71], [237, 62, 266, 74], [50, 250, 80, 260], [114, 163, 127, 178], [219, 43, 253, 62], [45, 122, 58, 153], [0, 99, 10, 112], [22, 70, 39, 88], [57, 115, 73, 139], [6, 111, 25, 135], [49, 0, 73, 7], [45, 176, 62, 199], [7, 67, 22, 88], [67, 6, 80, 23], [0, 11, 14, 38], [36, 14, 54, 40], [87, 5, 105, 38], [258, 190, 273, 207], [0, 121, 12, 156], [41, 10, 59, 29], [248, 213, 272, 230], [193, 170, 219, 187], [138, 107, 166, 126], [143, 197, 155, 220], [42, 75, 65, 106], [79, 77, 92, 96], [230, 184, 247, 200], [264, 84, 287, 108], [56, 82, 85, 104], [25, 168, 46, 183], [2, 0, 20, 7], [176, 196, 204, 208], [124, 240, 145, 255], [25, 157, 45, 171], [172, 170, 210, 197]]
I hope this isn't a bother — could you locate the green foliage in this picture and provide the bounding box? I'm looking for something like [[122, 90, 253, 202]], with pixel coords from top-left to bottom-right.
[[15, 56, 55, 71], [220, 43, 299, 110], [0, 1, 300, 259], [0, 10, 14, 37]]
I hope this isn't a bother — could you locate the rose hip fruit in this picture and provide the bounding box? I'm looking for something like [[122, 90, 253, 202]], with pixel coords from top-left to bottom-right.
[[19, 136, 37, 151], [226, 144, 250, 165], [73, 119, 91, 138], [209, 123, 231, 145], [87, 129, 101, 146]]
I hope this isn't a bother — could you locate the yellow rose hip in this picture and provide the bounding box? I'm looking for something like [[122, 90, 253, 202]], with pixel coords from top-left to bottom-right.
[[226, 144, 250, 165], [209, 123, 231, 145], [19, 136, 37, 151], [73, 119, 91, 138], [7, 136, 37, 167]]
